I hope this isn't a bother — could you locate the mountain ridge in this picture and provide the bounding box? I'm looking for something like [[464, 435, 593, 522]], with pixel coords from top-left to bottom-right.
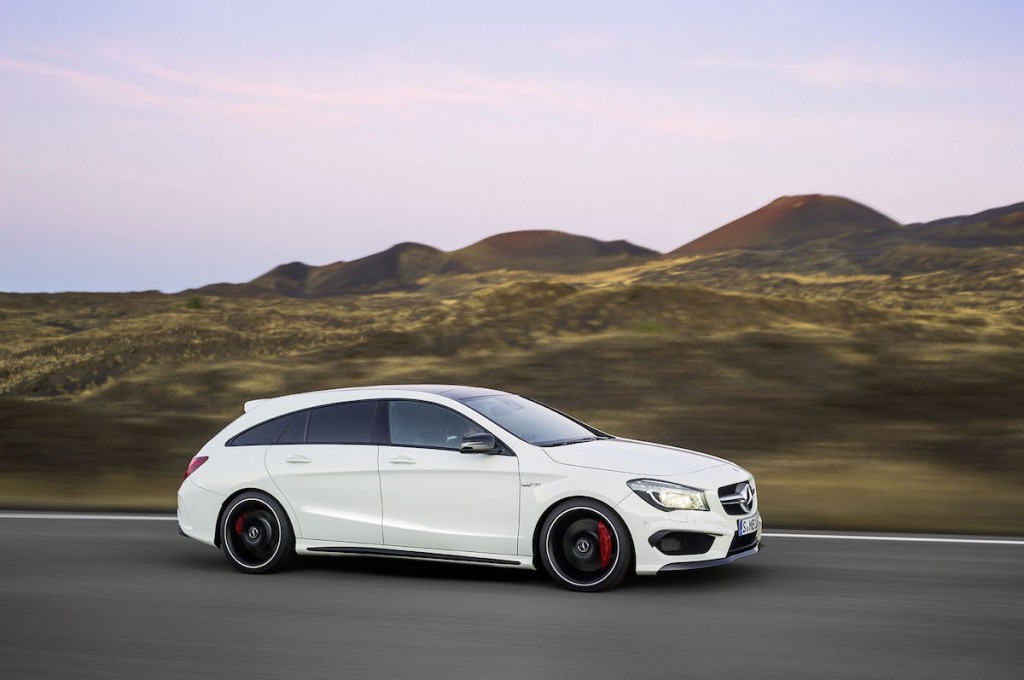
[[192, 197, 1023, 297], [196, 230, 659, 297]]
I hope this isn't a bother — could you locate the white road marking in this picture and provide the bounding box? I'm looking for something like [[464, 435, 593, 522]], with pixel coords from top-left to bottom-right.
[[763, 532, 1024, 546], [0, 513, 1021, 545], [0, 512, 176, 521]]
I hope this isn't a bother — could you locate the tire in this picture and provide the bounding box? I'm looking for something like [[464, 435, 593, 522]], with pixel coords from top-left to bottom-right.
[[538, 499, 633, 592], [220, 491, 294, 574]]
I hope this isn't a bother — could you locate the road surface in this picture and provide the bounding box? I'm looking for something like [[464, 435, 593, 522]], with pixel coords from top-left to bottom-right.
[[0, 515, 1020, 679]]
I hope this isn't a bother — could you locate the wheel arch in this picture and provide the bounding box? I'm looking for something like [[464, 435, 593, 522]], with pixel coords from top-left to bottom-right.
[[530, 495, 635, 572], [214, 487, 294, 548]]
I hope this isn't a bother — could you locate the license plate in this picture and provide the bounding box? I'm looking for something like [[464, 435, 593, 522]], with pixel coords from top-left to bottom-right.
[[738, 513, 760, 536]]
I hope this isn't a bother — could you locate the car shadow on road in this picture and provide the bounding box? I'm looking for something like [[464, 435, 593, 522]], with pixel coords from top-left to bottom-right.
[[291, 552, 777, 591], [627, 562, 776, 591], [293, 553, 546, 586]]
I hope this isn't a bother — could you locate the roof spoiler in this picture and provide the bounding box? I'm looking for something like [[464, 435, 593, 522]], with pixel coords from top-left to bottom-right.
[[243, 399, 268, 413]]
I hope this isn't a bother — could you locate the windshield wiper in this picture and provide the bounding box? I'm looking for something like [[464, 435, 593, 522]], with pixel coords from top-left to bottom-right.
[[544, 436, 606, 447]]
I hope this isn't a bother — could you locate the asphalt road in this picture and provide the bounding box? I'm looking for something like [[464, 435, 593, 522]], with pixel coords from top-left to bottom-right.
[[0, 517, 1021, 680]]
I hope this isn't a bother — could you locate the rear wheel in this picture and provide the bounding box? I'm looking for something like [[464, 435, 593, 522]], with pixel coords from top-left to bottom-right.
[[539, 499, 633, 592], [220, 492, 294, 574]]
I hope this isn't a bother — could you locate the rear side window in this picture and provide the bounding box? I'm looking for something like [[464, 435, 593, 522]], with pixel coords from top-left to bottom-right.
[[307, 401, 378, 444], [229, 413, 295, 447]]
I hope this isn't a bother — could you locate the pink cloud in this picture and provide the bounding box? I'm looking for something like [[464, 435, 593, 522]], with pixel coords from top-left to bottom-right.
[[116, 47, 739, 139], [0, 56, 310, 119], [679, 55, 949, 89], [0, 49, 755, 141], [111, 52, 512, 109]]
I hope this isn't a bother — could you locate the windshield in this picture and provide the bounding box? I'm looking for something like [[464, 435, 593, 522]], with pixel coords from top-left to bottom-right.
[[458, 394, 606, 446]]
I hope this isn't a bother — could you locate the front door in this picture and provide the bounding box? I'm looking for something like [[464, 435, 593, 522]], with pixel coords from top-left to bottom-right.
[[377, 400, 520, 555]]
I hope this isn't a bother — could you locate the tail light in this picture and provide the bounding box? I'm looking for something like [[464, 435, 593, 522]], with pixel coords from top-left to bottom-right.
[[184, 455, 209, 480]]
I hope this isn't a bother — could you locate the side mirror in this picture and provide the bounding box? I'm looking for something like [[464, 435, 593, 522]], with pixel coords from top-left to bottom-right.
[[460, 433, 498, 454]]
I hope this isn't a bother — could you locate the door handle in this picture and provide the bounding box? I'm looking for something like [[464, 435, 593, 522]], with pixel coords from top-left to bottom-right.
[[285, 455, 312, 464], [387, 456, 417, 465]]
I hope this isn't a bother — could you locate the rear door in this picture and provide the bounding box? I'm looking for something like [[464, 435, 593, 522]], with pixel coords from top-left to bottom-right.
[[377, 399, 520, 555], [265, 400, 384, 544]]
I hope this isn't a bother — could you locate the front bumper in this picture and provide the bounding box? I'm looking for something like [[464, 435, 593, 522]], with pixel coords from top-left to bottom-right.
[[658, 543, 761, 573], [614, 491, 763, 575]]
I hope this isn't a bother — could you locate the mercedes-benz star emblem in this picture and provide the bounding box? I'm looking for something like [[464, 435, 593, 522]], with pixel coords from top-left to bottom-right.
[[247, 526, 260, 540], [738, 483, 754, 513], [576, 538, 591, 553]]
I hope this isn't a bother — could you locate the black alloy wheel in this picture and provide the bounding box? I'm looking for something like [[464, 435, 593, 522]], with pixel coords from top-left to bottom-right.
[[220, 492, 294, 574], [539, 499, 633, 591]]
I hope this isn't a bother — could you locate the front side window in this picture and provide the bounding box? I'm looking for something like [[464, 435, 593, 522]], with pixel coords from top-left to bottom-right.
[[307, 401, 378, 444], [458, 394, 601, 446], [387, 401, 484, 450]]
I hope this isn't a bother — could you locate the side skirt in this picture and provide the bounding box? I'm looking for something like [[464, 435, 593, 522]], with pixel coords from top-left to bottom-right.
[[306, 545, 527, 567]]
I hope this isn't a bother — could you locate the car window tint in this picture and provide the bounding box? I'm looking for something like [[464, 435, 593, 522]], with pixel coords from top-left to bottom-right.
[[230, 413, 293, 446], [388, 401, 483, 450], [277, 410, 308, 444], [307, 402, 378, 444]]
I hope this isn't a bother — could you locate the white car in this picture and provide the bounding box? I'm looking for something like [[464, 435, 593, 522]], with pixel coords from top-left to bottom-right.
[[178, 385, 761, 591]]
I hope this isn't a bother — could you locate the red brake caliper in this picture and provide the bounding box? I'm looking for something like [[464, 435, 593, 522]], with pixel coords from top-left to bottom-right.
[[234, 514, 247, 536], [597, 521, 613, 569]]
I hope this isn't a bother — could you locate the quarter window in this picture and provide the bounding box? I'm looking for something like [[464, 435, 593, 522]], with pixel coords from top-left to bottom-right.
[[307, 401, 378, 444], [387, 401, 484, 450], [277, 410, 309, 444], [229, 413, 295, 446]]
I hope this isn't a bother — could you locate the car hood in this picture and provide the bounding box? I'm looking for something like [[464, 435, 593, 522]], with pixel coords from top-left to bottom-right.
[[542, 438, 729, 476]]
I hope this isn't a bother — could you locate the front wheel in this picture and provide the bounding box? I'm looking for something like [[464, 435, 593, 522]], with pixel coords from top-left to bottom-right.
[[538, 499, 633, 592], [220, 492, 294, 574]]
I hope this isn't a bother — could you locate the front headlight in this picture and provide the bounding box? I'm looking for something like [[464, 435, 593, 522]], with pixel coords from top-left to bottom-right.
[[627, 479, 708, 511]]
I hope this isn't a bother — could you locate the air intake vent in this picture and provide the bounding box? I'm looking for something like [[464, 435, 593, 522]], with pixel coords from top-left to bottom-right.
[[727, 531, 759, 556], [649, 531, 715, 556]]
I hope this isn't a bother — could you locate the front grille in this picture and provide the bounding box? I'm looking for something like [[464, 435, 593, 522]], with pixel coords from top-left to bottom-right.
[[718, 480, 757, 516], [649, 531, 715, 556], [727, 531, 759, 556]]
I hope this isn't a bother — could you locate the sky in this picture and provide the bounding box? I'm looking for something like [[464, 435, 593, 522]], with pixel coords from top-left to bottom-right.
[[1, 1, 1022, 293]]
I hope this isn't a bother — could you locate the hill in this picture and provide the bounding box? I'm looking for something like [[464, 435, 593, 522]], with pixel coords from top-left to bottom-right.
[[197, 231, 657, 297], [906, 201, 1024, 231], [904, 202, 1024, 248], [304, 243, 447, 295], [669, 194, 900, 255], [445, 230, 657, 273]]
